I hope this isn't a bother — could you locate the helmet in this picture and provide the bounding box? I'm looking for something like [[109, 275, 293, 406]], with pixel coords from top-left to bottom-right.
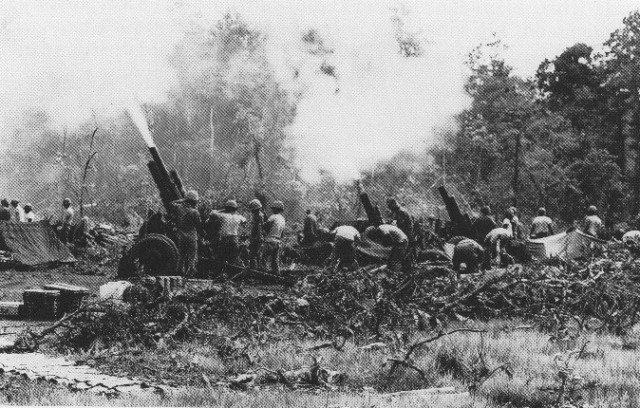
[[185, 190, 199, 202], [62, 198, 71, 206], [387, 198, 399, 209], [480, 206, 491, 216], [270, 200, 284, 211], [588, 205, 598, 215], [10, 200, 18, 206], [224, 199, 238, 209], [249, 199, 262, 210], [538, 207, 546, 216], [24, 203, 33, 212]]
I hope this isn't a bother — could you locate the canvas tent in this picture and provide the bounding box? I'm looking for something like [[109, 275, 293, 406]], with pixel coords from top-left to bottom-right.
[[0, 221, 75, 266], [526, 230, 607, 261]]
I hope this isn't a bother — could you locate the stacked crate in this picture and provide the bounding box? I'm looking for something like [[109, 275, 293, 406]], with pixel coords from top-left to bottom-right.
[[43, 283, 90, 315], [23, 289, 61, 320]]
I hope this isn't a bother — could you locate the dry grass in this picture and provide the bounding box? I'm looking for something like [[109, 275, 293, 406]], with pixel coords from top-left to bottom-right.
[[8, 319, 640, 406]]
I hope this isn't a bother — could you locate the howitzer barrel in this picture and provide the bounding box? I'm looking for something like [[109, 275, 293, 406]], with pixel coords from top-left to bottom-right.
[[437, 186, 473, 238], [170, 170, 186, 197], [148, 147, 183, 213], [359, 192, 383, 226]]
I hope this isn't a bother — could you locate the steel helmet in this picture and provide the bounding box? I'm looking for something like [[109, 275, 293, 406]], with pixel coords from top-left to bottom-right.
[[24, 203, 33, 212], [587, 205, 598, 215], [62, 198, 71, 206], [249, 199, 262, 210], [225, 199, 238, 209], [270, 200, 284, 211], [387, 198, 399, 209], [185, 190, 199, 202]]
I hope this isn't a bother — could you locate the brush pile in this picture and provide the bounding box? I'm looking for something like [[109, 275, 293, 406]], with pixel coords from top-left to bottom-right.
[[36, 242, 640, 354]]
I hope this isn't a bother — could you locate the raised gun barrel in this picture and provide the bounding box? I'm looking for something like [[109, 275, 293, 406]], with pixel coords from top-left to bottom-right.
[[437, 186, 473, 238], [148, 146, 184, 213], [357, 180, 383, 226]]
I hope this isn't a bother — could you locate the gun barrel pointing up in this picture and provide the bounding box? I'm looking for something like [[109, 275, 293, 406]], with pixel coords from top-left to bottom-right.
[[148, 146, 184, 212]]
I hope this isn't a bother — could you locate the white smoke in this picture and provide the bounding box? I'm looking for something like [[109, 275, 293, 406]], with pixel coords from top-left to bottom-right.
[[126, 101, 155, 148], [0, 0, 637, 182], [0, 0, 180, 143]]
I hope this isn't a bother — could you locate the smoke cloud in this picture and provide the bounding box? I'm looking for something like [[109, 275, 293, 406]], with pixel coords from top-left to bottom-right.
[[1, 0, 636, 182]]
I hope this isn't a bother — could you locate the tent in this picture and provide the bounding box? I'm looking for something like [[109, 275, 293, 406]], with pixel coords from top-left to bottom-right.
[[526, 230, 607, 261], [0, 221, 76, 266]]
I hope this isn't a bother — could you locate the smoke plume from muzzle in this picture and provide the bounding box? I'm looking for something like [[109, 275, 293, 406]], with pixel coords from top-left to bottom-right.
[[126, 102, 155, 148]]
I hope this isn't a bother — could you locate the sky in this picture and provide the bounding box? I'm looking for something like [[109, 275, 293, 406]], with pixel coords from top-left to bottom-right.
[[0, 0, 638, 181]]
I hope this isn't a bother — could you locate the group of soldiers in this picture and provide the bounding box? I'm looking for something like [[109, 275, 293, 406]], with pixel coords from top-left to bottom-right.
[[0, 198, 76, 243], [452, 204, 605, 274], [168, 191, 420, 277], [169, 188, 613, 277], [169, 191, 287, 277], [299, 198, 417, 273]]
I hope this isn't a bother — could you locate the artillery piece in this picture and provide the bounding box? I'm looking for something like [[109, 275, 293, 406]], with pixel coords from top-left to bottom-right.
[[117, 145, 187, 279]]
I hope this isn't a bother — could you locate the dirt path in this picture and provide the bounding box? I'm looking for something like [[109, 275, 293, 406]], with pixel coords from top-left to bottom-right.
[[0, 352, 177, 395]]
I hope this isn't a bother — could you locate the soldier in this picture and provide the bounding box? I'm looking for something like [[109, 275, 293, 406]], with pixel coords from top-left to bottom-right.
[[387, 198, 414, 240], [263, 201, 286, 275], [10, 200, 25, 222], [172, 190, 201, 278], [207, 200, 247, 268], [472, 206, 496, 243], [485, 221, 513, 267], [529, 207, 554, 239], [365, 224, 410, 273], [60, 198, 75, 243], [330, 224, 361, 269], [0, 199, 11, 221], [452, 238, 485, 275], [23, 203, 36, 222], [248, 199, 265, 269], [301, 209, 319, 245], [584, 205, 604, 238]]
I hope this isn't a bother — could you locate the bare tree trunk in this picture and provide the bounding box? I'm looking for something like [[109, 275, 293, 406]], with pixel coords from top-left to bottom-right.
[[79, 128, 99, 218], [512, 131, 521, 207], [253, 138, 264, 186]]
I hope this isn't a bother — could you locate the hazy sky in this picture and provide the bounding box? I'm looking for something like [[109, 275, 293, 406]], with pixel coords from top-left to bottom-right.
[[0, 0, 638, 180]]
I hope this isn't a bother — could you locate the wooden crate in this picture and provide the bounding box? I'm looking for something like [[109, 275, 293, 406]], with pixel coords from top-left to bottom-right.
[[23, 289, 61, 320], [43, 283, 90, 315]]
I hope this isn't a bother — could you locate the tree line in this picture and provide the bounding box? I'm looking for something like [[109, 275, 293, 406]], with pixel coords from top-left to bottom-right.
[[3, 11, 640, 231]]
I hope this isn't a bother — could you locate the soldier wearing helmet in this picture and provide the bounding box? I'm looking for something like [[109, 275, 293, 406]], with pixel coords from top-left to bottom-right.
[[301, 209, 320, 246], [171, 190, 202, 277], [387, 198, 414, 271], [584, 205, 604, 238], [263, 200, 286, 275], [23, 203, 36, 222], [387, 198, 414, 243], [206, 198, 247, 269], [364, 223, 410, 273], [248, 199, 264, 269], [10, 200, 25, 223]]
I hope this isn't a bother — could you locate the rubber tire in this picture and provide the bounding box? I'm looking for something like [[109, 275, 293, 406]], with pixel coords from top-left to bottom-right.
[[129, 233, 180, 277]]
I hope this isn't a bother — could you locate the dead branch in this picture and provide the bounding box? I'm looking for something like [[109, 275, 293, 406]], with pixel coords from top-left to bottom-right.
[[404, 328, 488, 361], [387, 358, 428, 382]]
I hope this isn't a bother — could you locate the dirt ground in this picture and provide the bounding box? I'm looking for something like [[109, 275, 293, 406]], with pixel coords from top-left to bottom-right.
[[0, 266, 114, 303]]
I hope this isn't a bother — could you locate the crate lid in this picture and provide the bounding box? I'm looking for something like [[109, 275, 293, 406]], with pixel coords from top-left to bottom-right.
[[43, 283, 90, 293], [23, 289, 61, 295]]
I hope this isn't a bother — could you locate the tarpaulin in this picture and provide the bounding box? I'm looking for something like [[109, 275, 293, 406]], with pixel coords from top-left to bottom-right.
[[526, 230, 607, 261], [0, 221, 75, 266]]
